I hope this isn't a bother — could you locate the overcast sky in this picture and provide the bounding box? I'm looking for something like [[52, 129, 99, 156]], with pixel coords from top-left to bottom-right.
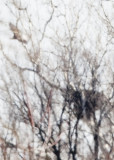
[[0, 0, 113, 81]]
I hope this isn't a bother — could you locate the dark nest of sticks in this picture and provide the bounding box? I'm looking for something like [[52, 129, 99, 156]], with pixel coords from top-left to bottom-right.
[[64, 85, 108, 120]]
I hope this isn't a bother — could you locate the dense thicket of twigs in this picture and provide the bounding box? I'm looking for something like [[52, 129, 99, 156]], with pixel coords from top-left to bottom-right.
[[0, 0, 114, 160]]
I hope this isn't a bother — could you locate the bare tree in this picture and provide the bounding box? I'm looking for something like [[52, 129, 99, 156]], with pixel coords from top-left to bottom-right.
[[0, 0, 113, 160]]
